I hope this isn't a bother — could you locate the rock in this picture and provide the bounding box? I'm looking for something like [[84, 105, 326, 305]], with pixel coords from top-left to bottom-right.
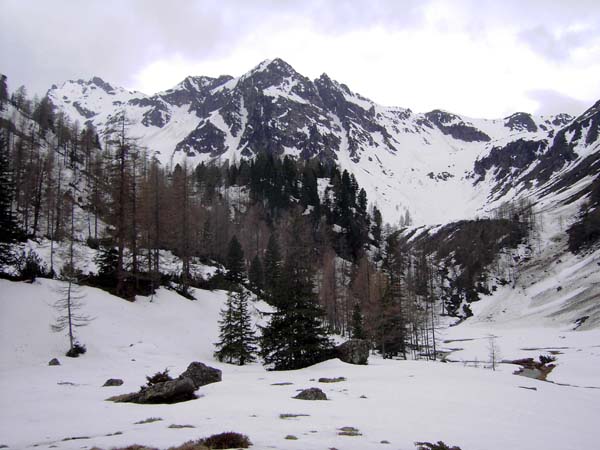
[[338, 426, 362, 436], [137, 378, 196, 404], [108, 378, 196, 404], [293, 387, 327, 400], [318, 376, 346, 383], [48, 358, 60, 366], [178, 361, 222, 389], [103, 378, 124, 387], [335, 339, 370, 365]]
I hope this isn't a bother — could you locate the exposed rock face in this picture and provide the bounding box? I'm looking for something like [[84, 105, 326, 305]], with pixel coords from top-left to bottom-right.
[[505, 112, 538, 132], [335, 339, 370, 365], [425, 109, 491, 142], [108, 378, 196, 404], [102, 378, 124, 387], [294, 387, 327, 400], [48, 358, 60, 366], [178, 362, 222, 389]]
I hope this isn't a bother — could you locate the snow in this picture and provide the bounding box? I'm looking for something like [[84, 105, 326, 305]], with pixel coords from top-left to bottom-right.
[[1, 277, 600, 450], [47, 70, 600, 230]]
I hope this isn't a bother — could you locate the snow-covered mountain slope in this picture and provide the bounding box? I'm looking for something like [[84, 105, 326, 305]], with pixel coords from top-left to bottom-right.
[[1, 278, 599, 450], [47, 58, 600, 226]]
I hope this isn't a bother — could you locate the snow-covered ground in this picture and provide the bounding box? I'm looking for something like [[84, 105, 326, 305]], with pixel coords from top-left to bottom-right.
[[1, 277, 599, 450]]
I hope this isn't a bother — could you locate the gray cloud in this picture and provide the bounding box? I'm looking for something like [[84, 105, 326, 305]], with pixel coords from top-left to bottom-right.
[[0, 0, 428, 97], [1, 0, 599, 117], [527, 89, 589, 116], [518, 26, 594, 62]]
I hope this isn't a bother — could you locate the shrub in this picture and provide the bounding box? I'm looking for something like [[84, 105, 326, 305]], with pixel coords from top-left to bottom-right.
[[201, 432, 251, 449], [66, 342, 87, 358], [145, 368, 172, 386], [18, 249, 49, 281], [168, 441, 209, 450], [415, 441, 462, 450]]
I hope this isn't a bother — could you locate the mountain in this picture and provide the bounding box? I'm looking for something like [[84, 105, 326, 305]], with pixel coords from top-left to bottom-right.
[[48, 58, 600, 226]]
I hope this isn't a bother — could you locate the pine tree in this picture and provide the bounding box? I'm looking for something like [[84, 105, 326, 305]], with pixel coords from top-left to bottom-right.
[[263, 234, 282, 305], [214, 289, 257, 365], [350, 302, 366, 339], [248, 254, 264, 291], [226, 235, 245, 285], [0, 131, 20, 268], [260, 220, 333, 370], [0, 74, 8, 109]]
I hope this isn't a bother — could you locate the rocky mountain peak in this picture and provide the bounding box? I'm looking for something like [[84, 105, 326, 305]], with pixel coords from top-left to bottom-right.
[[89, 76, 115, 93]]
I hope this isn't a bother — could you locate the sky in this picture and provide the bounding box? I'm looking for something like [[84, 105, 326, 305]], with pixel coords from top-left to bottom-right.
[[2, 0, 600, 118]]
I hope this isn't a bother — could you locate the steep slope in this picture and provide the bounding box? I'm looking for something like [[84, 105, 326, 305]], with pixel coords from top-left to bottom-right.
[[48, 58, 589, 226]]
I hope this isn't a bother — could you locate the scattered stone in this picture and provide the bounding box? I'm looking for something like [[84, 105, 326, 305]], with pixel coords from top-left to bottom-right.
[[381, 440, 390, 444], [168, 424, 195, 429], [335, 339, 370, 365], [285, 435, 298, 440], [293, 387, 327, 400], [518, 386, 537, 391], [360, 395, 368, 399], [0, 445, 8, 448], [105, 431, 123, 436], [178, 362, 222, 389], [61, 436, 90, 441], [134, 417, 163, 425], [280, 413, 310, 419], [48, 358, 60, 366], [271, 382, 293, 386], [103, 378, 124, 387], [318, 377, 346, 383], [57, 381, 77, 386], [338, 426, 362, 436]]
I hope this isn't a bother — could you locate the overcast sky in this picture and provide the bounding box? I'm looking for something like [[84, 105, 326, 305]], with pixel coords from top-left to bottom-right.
[[2, 0, 600, 118]]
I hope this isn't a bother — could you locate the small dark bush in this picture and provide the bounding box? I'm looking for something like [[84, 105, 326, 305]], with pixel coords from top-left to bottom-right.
[[539, 354, 556, 365], [145, 368, 172, 387], [86, 236, 100, 249], [201, 431, 251, 449], [18, 250, 50, 281], [66, 342, 87, 358], [167, 441, 209, 450], [415, 441, 462, 450]]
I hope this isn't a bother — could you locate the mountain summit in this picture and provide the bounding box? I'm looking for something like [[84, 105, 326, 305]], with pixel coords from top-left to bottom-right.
[[48, 58, 598, 225]]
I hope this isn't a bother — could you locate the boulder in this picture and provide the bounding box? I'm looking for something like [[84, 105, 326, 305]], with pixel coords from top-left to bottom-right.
[[335, 339, 370, 365], [178, 362, 222, 389], [294, 387, 327, 400], [48, 358, 60, 366], [108, 378, 196, 404], [103, 378, 124, 387]]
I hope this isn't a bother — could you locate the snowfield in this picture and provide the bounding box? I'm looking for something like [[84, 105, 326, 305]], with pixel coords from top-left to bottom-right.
[[1, 279, 599, 450]]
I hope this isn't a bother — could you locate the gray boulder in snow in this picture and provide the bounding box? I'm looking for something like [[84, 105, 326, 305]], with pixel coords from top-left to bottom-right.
[[48, 358, 61, 366], [108, 378, 196, 404], [102, 378, 124, 387], [136, 377, 196, 404], [294, 387, 327, 400], [335, 339, 370, 365], [178, 361, 222, 389]]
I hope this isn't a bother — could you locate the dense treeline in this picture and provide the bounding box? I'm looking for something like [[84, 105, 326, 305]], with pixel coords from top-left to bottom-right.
[[568, 174, 600, 253], [0, 77, 536, 365]]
